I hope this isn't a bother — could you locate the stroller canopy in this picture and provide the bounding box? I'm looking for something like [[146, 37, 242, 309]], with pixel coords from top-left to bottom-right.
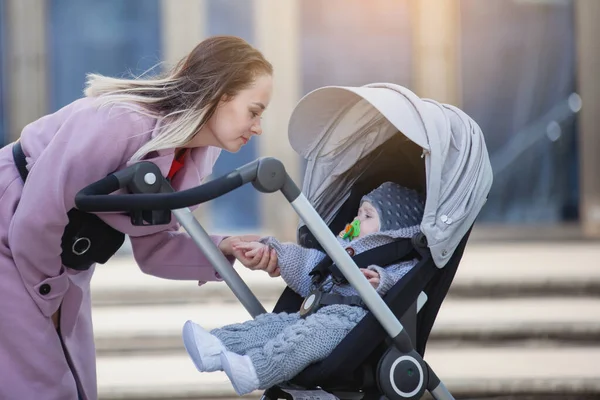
[[288, 83, 493, 268]]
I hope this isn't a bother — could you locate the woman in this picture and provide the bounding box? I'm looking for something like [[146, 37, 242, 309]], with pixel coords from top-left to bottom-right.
[[0, 35, 278, 399]]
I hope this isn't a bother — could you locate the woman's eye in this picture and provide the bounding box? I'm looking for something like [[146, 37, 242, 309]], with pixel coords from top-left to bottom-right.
[[251, 111, 259, 118]]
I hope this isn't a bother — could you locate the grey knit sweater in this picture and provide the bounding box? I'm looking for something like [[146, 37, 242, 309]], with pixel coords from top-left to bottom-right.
[[261, 223, 421, 298]]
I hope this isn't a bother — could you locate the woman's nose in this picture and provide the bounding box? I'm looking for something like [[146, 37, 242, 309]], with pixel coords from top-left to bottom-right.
[[251, 122, 262, 136]]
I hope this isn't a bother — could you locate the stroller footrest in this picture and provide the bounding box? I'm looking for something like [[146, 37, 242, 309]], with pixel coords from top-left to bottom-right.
[[262, 386, 341, 400]]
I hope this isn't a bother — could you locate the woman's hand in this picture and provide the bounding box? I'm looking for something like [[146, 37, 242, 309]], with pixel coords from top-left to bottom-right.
[[219, 235, 280, 277], [232, 241, 280, 277], [360, 268, 380, 289]]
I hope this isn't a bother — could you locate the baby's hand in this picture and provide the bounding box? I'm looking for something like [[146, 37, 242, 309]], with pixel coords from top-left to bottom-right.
[[232, 241, 268, 259], [360, 268, 380, 289]]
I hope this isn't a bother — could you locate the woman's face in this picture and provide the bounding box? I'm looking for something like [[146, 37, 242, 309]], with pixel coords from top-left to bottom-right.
[[188, 74, 273, 152]]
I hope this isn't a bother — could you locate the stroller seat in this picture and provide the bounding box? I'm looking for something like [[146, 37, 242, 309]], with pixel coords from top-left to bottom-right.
[[265, 231, 470, 400], [262, 136, 473, 400]]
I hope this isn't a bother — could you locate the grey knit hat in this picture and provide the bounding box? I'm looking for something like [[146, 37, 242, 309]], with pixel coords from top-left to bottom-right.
[[360, 182, 425, 231]]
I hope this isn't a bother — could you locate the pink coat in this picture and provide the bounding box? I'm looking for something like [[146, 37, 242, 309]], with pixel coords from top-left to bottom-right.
[[0, 97, 229, 399]]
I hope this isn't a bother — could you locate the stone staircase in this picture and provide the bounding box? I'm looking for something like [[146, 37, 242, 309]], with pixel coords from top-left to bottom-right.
[[91, 241, 600, 400]]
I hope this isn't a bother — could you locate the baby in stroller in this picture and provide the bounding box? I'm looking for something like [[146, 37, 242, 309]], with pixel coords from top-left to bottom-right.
[[182, 181, 425, 395]]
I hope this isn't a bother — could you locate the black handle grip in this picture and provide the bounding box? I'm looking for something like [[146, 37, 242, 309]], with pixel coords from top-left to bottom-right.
[[75, 169, 244, 212], [77, 174, 121, 199], [74, 157, 301, 213]]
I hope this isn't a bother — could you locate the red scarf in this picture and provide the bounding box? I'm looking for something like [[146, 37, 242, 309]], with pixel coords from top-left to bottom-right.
[[167, 149, 188, 180]]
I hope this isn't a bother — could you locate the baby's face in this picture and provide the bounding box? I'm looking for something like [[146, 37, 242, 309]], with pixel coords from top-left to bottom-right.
[[355, 201, 381, 238]]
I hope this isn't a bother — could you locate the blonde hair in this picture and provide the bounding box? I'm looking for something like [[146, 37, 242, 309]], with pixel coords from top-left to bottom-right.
[[84, 36, 273, 161]]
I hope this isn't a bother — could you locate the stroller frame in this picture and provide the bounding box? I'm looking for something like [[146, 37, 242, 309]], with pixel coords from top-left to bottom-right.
[[75, 157, 456, 400]]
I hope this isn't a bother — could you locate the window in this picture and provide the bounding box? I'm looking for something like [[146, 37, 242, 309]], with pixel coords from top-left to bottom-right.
[[205, 0, 259, 232], [300, 0, 413, 94], [48, 0, 161, 111], [460, 0, 578, 223]]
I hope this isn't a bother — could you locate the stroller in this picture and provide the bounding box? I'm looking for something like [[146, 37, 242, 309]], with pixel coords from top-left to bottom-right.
[[75, 83, 493, 400]]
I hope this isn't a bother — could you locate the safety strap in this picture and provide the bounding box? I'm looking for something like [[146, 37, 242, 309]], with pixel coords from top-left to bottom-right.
[[299, 290, 367, 318], [308, 238, 418, 285], [320, 293, 366, 308]]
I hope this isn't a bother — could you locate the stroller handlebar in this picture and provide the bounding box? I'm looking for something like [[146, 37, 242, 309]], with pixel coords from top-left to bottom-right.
[[73, 157, 301, 319], [74, 157, 301, 212]]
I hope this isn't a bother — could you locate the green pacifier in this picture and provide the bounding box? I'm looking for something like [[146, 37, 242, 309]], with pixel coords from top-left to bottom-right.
[[340, 219, 361, 240]]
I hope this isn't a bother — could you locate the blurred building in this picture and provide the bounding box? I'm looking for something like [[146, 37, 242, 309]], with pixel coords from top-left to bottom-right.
[[0, 0, 598, 241]]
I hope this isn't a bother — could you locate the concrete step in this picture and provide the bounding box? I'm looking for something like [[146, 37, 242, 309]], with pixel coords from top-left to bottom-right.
[[91, 242, 600, 307], [96, 346, 600, 400], [92, 297, 600, 355], [92, 242, 600, 399], [91, 259, 284, 307], [451, 242, 600, 298]]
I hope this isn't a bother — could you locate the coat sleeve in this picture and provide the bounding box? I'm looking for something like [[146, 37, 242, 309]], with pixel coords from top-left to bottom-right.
[[260, 237, 326, 297], [129, 229, 231, 281]]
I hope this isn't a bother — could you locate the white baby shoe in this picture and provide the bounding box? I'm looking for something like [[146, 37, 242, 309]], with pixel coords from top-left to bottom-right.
[[220, 350, 260, 395], [182, 320, 225, 372]]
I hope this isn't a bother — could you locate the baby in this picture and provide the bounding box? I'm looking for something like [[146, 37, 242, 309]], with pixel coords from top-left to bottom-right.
[[182, 182, 425, 395]]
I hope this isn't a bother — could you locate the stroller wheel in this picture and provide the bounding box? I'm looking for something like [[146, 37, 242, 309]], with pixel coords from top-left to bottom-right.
[[376, 347, 428, 399]]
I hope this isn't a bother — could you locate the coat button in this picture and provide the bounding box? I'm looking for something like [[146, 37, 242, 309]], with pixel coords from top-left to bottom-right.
[[39, 284, 51, 295], [346, 247, 355, 257]]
